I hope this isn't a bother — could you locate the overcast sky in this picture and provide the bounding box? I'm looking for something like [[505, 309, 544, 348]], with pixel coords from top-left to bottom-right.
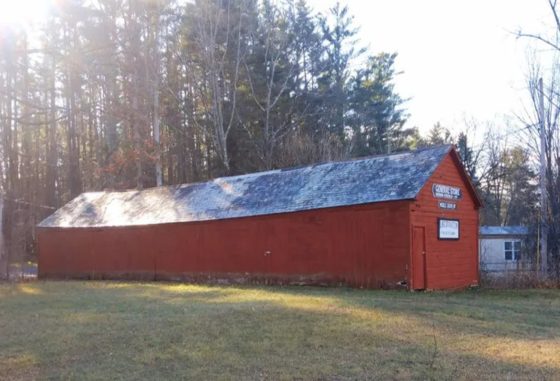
[[307, 0, 555, 135]]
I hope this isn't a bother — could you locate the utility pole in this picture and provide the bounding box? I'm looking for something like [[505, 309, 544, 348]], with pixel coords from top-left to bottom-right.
[[538, 77, 548, 276]]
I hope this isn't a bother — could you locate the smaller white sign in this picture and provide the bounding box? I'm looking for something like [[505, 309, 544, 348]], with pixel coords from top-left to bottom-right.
[[438, 201, 456, 210], [438, 219, 459, 240]]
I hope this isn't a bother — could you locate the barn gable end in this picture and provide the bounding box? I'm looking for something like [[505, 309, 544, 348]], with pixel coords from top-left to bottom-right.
[[409, 149, 481, 290]]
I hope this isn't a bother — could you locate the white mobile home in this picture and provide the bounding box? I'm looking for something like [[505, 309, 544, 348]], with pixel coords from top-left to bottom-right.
[[479, 226, 529, 273]]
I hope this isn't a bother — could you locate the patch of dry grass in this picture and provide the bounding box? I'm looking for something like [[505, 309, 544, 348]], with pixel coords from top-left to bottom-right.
[[0, 281, 558, 380], [481, 271, 560, 289]]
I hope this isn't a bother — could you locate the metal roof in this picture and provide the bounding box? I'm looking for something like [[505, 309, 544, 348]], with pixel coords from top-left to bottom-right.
[[39, 145, 453, 228], [479, 226, 529, 236]]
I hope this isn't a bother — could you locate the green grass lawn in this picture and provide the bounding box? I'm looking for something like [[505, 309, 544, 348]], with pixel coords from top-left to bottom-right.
[[0, 282, 559, 380]]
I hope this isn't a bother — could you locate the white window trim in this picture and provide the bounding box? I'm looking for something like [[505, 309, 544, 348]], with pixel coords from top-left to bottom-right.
[[504, 240, 521, 261]]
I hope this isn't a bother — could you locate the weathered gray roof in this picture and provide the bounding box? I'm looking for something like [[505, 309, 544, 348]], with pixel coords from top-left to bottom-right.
[[480, 226, 529, 236], [39, 145, 453, 228]]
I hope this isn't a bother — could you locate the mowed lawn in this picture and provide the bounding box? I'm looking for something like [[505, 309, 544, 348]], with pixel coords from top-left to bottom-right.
[[0, 282, 559, 380]]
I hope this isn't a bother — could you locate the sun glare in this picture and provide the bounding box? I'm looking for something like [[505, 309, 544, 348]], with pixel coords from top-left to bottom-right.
[[0, 0, 49, 27]]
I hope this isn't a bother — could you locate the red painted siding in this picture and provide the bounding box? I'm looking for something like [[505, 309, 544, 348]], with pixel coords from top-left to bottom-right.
[[38, 201, 411, 288], [38, 149, 480, 290], [410, 152, 480, 289]]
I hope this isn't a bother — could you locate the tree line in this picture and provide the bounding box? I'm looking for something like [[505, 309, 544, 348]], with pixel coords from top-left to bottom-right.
[[0, 0, 414, 267]]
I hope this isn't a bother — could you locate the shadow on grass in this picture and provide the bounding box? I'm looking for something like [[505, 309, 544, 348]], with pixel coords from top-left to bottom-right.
[[45, 281, 560, 344], [1, 281, 559, 380], [90, 281, 560, 339]]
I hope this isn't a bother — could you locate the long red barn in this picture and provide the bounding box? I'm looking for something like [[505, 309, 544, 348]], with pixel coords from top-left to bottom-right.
[[37, 145, 481, 290]]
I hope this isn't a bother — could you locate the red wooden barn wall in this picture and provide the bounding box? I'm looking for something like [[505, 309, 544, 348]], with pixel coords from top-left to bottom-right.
[[410, 152, 480, 290], [38, 150, 480, 290], [38, 201, 411, 288]]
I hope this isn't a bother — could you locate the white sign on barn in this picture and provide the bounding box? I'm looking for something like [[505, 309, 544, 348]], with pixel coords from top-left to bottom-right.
[[432, 183, 462, 200], [438, 218, 459, 240], [438, 201, 456, 210]]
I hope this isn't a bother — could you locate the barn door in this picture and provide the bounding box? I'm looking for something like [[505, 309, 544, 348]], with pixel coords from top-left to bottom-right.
[[412, 226, 427, 290]]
